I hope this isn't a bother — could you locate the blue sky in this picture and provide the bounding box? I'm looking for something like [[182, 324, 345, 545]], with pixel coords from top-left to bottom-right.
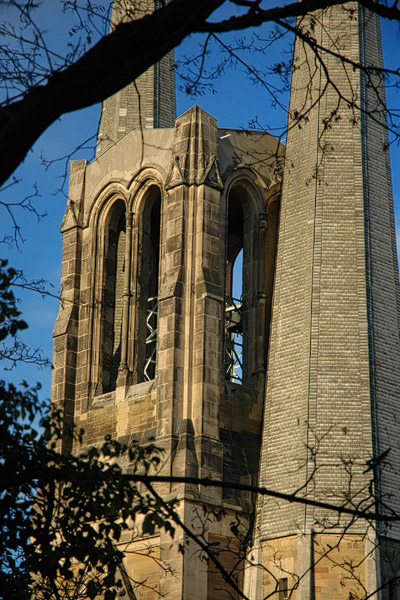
[[1, 4, 399, 401]]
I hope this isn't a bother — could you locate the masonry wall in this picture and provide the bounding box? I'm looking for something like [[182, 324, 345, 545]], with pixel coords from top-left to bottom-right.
[[359, 5, 400, 536], [51, 4, 400, 596], [254, 5, 400, 598], [261, 534, 369, 600], [52, 108, 284, 599]]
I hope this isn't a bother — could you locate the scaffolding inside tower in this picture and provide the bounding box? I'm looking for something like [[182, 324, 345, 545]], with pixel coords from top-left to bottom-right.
[[225, 295, 243, 383], [144, 295, 158, 381]]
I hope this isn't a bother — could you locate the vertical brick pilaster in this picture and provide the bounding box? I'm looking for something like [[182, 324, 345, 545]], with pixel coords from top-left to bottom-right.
[[51, 160, 86, 452]]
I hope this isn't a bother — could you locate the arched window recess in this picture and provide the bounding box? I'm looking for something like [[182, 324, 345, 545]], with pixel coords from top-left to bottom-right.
[[225, 191, 245, 384], [225, 250, 243, 383], [101, 199, 127, 393], [145, 294, 158, 381], [224, 176, 278, 386], [136, 186, 162, 382]]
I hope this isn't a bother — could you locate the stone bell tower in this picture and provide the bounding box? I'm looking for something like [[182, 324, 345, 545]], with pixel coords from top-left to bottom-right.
[[51, 1, 400, 599], [51, 2, 283, 598]]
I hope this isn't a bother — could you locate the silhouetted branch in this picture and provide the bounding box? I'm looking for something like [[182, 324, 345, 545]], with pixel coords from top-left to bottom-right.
[[126, 474, 398, 522]]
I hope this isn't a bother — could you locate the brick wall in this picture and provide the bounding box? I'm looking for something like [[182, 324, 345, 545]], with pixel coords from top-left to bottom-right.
[[258, 4, 400, 538]]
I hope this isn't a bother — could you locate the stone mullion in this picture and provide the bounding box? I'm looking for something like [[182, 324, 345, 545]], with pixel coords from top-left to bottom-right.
[[117, 210, 133, 383], [75, 233, 93, 411], [255, 212, 267, 374], [88, 220, 106, 399], [128, 215, 139, 379]]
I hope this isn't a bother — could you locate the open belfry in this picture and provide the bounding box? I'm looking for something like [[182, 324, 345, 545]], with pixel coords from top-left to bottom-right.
[[51, 1, 400, 598]]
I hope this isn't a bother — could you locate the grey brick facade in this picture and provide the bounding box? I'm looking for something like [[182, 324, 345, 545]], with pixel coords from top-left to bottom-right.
[[252, 6, 400, 599]]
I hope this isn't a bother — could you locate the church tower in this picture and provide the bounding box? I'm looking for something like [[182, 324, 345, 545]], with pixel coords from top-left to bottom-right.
[[51, 2, 283, 597], [96, 0, 176, 156], [248, 4, 400, 600], [51, 2, 400, 599]]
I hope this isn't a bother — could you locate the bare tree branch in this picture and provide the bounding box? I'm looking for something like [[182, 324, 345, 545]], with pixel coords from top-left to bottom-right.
[[124, 474, 399, 523], [0, 0, 225, 187], [0, 0, 399, 188], [201, 0, 400, 34]]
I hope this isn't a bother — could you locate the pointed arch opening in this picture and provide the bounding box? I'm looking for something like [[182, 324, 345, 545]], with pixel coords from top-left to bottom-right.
[[225, 191, 244, 383], [224, 178, 280, 385], [137, 187, 161, 382], [102, 199, 126, 393]]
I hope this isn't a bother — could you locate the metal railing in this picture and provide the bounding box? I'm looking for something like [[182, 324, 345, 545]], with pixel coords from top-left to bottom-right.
[[225, 295, 243, 383], [144, 296, 158, 381]]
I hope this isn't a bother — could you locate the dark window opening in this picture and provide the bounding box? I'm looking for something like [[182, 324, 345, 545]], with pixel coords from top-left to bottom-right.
[[102, 204, 125, 392], [389, 578, 399, 600], [278, 578, 289, 600]]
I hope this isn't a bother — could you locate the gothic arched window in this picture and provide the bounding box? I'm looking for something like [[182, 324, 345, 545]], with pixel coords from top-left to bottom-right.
[[224, 177, 279, 386], [136, 188, 161, 382], [225, 192, 244, 383], [102, 200, 126, 392]]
